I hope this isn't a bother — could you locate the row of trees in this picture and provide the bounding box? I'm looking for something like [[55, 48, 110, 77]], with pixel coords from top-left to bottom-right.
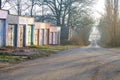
[[68, 3, 95, 45], [1, 0, 95, 45], [98, 0, 120, 47]]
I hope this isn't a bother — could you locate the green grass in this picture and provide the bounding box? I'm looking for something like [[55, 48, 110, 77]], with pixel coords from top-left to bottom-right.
[[0, 55, 26, 63], [0, 45, 80, 63], [0, 55, 12, 61], [29, 45, 80, 50]]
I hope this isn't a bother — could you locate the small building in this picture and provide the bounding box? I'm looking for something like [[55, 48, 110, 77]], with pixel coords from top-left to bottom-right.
[[34, 22, 61, 46], [7, 15, 34, 47], [34, 22, 51, 45], [49, 26, 61, 45], [0, 9, 8, 46]]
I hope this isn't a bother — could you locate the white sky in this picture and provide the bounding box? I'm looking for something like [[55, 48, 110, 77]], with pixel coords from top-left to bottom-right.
[[92, 0, 105, 19]]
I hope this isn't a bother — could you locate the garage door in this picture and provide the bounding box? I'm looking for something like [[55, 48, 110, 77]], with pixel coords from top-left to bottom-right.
[[0, 20, 6, 46]]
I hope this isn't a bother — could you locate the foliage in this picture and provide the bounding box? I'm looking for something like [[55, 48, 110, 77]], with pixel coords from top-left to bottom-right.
[[68, 5, 95, 45]]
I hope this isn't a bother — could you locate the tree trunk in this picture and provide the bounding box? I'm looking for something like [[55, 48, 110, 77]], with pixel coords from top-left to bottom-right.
[[105, 0, 119, 47], [30, 0, 34, 17], [56, 14, 61, 26], [0, 0, 1, 9], [17, 0, 21, 15], [68, 27, 73, 40]]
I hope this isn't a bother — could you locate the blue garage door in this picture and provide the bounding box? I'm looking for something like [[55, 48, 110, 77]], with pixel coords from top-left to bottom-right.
[[0, 20, 6, 46]]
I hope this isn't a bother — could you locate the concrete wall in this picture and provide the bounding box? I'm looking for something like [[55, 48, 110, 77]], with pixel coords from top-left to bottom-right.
[[34, 22, 40, 29], [0, 10, 8, 19], [7, 15, 19, 24], [19, 16, 34, 24]]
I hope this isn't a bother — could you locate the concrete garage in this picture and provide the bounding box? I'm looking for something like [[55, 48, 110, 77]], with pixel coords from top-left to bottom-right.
[[49, 26, 61, 45], [7, 15, 34, 47], [34, 22, 51, 46]]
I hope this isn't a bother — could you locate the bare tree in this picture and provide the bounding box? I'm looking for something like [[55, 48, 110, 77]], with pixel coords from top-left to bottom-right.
[[29, 0, 42, 17], [41, 0, 95, 41], [30, 0, 36, 17], [98, 0, 120, 47], [42, 0, 78, 26], [1, 0, 9, 8], [5, 0, 22, 15], [4, 0, 30, 15], [68, 6, 95, 45], [17, 0, 21, 15], [108, 0, 119, 47]]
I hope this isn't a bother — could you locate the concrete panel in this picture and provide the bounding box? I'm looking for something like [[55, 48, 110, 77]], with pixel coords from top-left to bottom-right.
[[0, 10, 8, 19], [34, 22, 51, 29], [34, 22, 40, 29], [19, 16, 34, 24], [7, 15, 19, 24]]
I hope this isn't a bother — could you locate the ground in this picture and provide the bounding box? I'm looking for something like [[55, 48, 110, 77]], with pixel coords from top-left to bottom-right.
[[0, 47, 120, 80]]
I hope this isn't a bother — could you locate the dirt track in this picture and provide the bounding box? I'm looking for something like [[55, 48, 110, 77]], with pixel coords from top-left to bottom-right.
[[0, 47, 120, 80]]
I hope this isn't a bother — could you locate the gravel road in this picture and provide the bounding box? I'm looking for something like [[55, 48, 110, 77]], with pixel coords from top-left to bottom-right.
[[0, 47, 120, 80]]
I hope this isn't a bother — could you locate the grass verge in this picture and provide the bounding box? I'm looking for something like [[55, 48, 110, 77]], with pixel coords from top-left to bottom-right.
[[0, 45, 80, 63]]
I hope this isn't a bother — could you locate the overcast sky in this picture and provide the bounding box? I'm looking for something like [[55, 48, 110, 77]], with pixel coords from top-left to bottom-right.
[[93, 0, 105, 19]]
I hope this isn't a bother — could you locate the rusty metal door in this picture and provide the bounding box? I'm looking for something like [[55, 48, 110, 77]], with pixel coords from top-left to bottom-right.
[[34, 29, 39, 45], [8, 25, 14, 46]]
